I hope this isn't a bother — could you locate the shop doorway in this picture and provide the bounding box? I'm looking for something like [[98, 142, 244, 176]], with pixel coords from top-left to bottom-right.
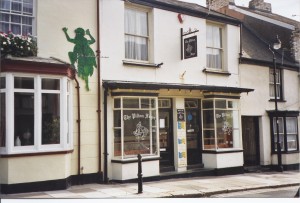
[[242, 116, 260, 166], [185, 99, 202, 166], [158, 99, 174, 172]]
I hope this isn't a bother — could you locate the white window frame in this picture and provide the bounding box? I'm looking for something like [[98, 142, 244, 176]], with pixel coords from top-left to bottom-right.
[[124, 5, 151, 63], [269, 68, 282, 100], [202, 98, 241, 151], [0, 73, 73, 155], [0, 0, 36, 35], [206, 23, 224, 70], [113, 96, 159, 160]]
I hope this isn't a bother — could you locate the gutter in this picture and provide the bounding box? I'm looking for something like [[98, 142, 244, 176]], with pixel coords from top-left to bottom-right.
[[103, 86, 109, 183]]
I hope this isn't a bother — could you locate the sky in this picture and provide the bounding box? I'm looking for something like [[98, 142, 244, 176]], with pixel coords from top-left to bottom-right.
[[180, 0, 300, 22]]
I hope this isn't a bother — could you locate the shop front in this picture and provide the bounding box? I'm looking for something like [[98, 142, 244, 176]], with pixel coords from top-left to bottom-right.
[[102, 80, 253, 181]]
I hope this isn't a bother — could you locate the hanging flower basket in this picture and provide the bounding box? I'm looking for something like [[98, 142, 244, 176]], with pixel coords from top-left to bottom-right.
[[0, 32, 37, 57]]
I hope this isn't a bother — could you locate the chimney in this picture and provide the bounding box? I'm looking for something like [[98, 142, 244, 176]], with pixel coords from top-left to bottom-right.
[[206, 0, 235, 11], [249, 0, 272, 13]]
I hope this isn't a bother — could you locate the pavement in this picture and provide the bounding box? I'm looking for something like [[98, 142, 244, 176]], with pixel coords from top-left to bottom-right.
[[1, 170, 300, 199]]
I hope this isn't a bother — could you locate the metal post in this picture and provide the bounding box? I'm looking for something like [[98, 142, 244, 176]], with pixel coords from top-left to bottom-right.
[[271, 49, 283, 172], [137, 154, 143, 194]]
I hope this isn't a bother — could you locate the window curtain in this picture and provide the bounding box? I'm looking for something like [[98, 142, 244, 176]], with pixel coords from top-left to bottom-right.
[[206, 25, 222, 69], [125, 8, 148, 61]]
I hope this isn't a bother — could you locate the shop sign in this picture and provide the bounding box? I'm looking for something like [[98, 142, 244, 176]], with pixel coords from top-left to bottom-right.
[[177, 109, 185, 121], [184, 36, 197, 59]]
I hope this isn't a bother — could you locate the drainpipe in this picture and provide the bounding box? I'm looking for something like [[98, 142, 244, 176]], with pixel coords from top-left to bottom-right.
[[74, 76, 81, 183], [239, 23, 243, 63], [103, 86, 109, 183], [96, 0, 103, 181]]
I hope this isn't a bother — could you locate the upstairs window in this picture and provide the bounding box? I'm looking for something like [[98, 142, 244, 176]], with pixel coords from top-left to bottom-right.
[[125, 7, 149, 61], [206, 24, 223, 69], [269, 68, 282, 100], [0, 0, 35, 35]]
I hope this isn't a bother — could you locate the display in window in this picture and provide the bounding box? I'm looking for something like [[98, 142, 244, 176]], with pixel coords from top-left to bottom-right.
[[62, 27, 97, 91]]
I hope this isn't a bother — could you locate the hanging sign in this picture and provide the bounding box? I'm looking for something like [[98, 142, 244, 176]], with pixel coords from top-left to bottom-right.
[[184, 36, 197, 59]]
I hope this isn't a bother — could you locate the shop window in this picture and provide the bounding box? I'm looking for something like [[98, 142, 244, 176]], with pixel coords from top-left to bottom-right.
[[271, 116, 299, 152], [125, 6, 150, 61], [0, 74, 72, 154], [113, 97, 158, 159], [202, 99, 240, 150], [0, 0, 35, 35]]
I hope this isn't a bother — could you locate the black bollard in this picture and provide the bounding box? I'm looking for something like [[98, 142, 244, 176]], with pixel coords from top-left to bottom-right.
[[137, 154, 143, 194]]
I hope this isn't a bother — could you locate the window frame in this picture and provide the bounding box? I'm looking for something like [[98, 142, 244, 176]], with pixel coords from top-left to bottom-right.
[[0, 0, 36, 35], [0, 73, 73, 155], [269, 68, 283, 100], [270, 113, 299, 153], [124, 5, 152, 63], [113, 96, 159, 160], [202, 98, 241, 151], [206, 23, 224, 70]]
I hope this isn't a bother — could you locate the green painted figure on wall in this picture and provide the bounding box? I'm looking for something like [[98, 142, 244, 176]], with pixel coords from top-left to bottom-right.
[[62, 27, 97, 91]]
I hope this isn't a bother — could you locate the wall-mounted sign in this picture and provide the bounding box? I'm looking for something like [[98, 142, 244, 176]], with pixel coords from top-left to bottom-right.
[[177, 109, 185, 121], [184, 36, 197, 59]]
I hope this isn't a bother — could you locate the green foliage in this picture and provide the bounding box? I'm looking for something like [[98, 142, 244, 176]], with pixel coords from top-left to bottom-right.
[[0, 32, 37, 57]]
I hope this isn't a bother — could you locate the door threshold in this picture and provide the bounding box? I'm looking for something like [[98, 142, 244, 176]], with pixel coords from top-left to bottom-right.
[[187, 163, 204, 170]]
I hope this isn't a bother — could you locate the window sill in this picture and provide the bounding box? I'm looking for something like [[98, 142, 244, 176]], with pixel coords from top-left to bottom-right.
[[0, 149, 74, 158], [111, 155, 160, 164], [271, 150, 299, 155], [202, 149, 243, 154], [203, 68, 231, 76], [269, 99, 286, 102], [123, 60, 163, 68]]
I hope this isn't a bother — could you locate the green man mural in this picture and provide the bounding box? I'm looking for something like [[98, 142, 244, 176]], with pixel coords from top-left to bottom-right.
[[62, 27, 97, 91]]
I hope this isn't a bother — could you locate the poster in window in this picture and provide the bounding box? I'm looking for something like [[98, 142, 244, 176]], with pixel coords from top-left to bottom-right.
[[184, 36, 197, 59], [177, 109, 185, 121]]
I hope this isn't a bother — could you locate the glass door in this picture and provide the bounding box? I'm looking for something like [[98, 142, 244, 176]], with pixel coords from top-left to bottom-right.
[[185, 99, 202, 165]]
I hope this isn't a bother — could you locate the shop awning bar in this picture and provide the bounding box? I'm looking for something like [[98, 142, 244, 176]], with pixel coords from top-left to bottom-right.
[[102, 80, 254, 94]]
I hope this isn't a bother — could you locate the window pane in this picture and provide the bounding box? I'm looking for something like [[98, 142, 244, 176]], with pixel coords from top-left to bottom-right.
[[215, 100, 226, 108], [0, 0, 11, 10], [11, 24, 21, 34], [216, 110, 233, 148], [206, 48, 222, 69], [11, 15, 21, 23], [42, 94, 60, 145], [14, 77, 34, 89], [202, 100, 213, 109], [141, 98, 150, 108], [0, 93, 5, 147], [23, 2, 33, 14], [286, 117, 297, 133], [203, 110, 214, 128], [42, 79, 60, 90], [125, 35, 148, 61], [273, 117, 284, 134], [203, 130, 215, 149], [14, 92, 34, 146], [114, 110, 121, 127], [151, 98, 156, 108], [114, 98, 121, 108], [0, 77, 5, 89], [125, 8, 148, 36], [287, 134, 297, 151], [11, 2, 21, 13], [152, 126, 157, 154], [114, 129, 121, 156], [123, 98, 139, 108], [123, 110, 151, 156]]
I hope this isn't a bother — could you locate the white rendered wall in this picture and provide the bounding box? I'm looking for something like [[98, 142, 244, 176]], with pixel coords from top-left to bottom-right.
[[202, 152, 243, 168]]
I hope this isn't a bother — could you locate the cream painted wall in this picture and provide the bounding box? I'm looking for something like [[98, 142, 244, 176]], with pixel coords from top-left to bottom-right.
[[5, 155, 71, 184], [100, 0, 241, 87], [240, 64, 300, 166], [36, 0, 100, 178]]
